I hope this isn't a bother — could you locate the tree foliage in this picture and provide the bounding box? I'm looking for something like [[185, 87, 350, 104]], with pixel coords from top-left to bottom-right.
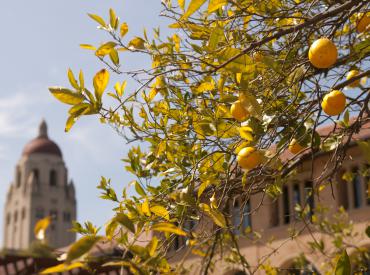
[[47, 0, 370, 274]]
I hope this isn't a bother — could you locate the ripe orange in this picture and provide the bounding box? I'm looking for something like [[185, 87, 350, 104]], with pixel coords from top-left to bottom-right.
[[308, 38, 338, 69], [346, 70, 361, 87], [288, 139, 305, 155], [357, 14, 370, 33], [230, 100, 249, 122], [321, 90, 346, 116], [237, 147, 263, 170]]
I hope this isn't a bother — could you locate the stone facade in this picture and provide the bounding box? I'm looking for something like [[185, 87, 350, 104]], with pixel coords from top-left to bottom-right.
[[3, 120, 76, 250]]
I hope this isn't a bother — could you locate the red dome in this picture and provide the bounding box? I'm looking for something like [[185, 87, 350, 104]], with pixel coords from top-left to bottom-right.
[[22, 120, 63, 158], [22, 137, 62, 157]]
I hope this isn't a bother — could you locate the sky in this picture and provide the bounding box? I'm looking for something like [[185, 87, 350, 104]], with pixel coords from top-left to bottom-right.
[[0, 0, 170, 245]]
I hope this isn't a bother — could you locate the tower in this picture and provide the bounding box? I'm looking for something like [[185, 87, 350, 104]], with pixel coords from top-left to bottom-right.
[[3, 120, 76, 250]]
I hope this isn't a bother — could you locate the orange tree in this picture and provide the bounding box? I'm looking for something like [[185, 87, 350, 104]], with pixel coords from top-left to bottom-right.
[[45, 0, 370, 274]]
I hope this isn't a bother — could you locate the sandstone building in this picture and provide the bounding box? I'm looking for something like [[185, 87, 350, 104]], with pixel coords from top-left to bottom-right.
[[3, 120, 76, 250]]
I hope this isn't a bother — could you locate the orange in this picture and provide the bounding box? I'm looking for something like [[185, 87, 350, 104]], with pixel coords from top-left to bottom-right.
[[321, 90, 346, 116], [237, 147, 263, 170], [308, 38, 338, 69], [288, 139, 305, 155], [357, 14, 370, 33], [346, 70, 361, 88], [230, 100, 249, 122]]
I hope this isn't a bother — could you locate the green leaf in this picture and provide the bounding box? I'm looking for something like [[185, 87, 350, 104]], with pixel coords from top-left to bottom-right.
[[49, 87, 84, 105], [68, 69, 79, 89], [41, 262, 85, 274], [150, 205, 170, 220], [134, 181, 146, 196], [66, 235, 101, 262], [208, 0, 227, 13], [115, 213, 135, 233], [335, 250, 351, 275], [88, 13, 106, 27], [93, 69, 110, 100], [151, 222, 187, 236], [181, 0, 207, 20]]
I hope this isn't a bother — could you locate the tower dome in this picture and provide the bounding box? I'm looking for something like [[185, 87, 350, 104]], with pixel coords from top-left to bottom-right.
[[22, 120, 62, 158]]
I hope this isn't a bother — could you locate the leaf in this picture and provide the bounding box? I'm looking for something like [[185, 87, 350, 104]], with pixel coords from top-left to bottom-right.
[[115, 213, 135, 233], [198, 180, 212, 198], [128, 37, 145, 50], [151, 222, 187, 236], [80, 44, 96, 51], [105, 219, 118, 240], [142, 199, 151, 216], [181, 0, 207, 20], [120, 22, 129, 37], [95, 41, 117, 56], [93, 69, 110, 100], [208, 0, 227, 13], [199, 203, 227, 228], [66, 235, 101, 262], [34, 216, 51, 240], [173, 33, 181, 52], [208, 25, 224, 51], [79, 70, 85, 90], [334, 250, 351, 275], [109, 49, 120, 66], [218, 47, 254, 73], [109, 8, 117, 29], [150, 205, 170, 220], [49, 87, 84, 105], [178, 0, 185, 11], [135, 181, 146, 196], [88, 13, 106, 27], [41, 262, 85, 274], [239, 91, 262, 119], [68, 69, 79, 90], [65, 115, 77, 132], [147, 236, 158, 256]]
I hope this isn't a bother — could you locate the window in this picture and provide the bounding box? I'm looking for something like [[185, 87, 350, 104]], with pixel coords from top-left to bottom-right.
[[283, 186, 290, 224], [21, 208, 26, 220], [365, 172, 370, 206], [35, 208, 44, 219], [6, 213, 11, 225], [270, 199, 279, 227], [337, 171, 349, 210], [232, 200, 241, 234], [293, 183, 301, 220], [231, 199, 251, 234], [32, 169, 39, 181], [14, 211, 18, 223], [49, 170, 57, 187], [242, 201, 251, 230], [50, 210, 58, 221], [63, 211, 71, 222], [352, 169, 362, 209]]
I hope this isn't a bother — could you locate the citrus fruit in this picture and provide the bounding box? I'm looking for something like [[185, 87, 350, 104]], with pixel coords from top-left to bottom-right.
[[346, 70, 361, 87], [357, 14, 370, 33], [321, 90, 346, 116], [288, 139, 305, 154], [308, 38, 338, 69], [237, 147, 263, 170], [230, 100, 249, 122]]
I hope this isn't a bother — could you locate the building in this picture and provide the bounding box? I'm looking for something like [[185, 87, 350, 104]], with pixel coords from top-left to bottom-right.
[[3, 120, 76, 250], [138, 122, 370, 274]]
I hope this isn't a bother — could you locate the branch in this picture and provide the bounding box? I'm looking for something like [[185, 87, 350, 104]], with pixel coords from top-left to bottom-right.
[[332, 69, 370, 90]]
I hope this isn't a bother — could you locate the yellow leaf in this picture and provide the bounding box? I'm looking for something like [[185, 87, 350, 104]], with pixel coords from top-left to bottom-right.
[[142, 199, 151, 216], [239, 91, 262, 119], [80, 44, 96, 51], [120, 22, 129, 37], [208, 0, 227, 13], [150, 205, 170, 220], [34, 216, 51, 240], [65, 115, 77, 132], [109, 49, 119, 66], [49, 87, 84, 105], [93, 69, 110, 99], [148, 88, 158, 102], [196, 81, 215, 93], [239, 126, 254, 141], [128, 37, 145, 50], [199, 203, 227, 228], [87, 13, 106, 27], [66, 235, 102, 262], [198, 180, 212, 198], [109, 8, 117, 29], [67, 69, 79, 90], [151, 222, 187, 236], [173, 34, 181, 52], [178, 0, 185, 11], [181, 0, 207, 21], [147, 236, 158, 256], [41, 262, 85, 274], [95, 41, 117, 57]]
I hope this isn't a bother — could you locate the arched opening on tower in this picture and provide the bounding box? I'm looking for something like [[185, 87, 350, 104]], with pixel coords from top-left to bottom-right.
[[49, 170, 57, 187]]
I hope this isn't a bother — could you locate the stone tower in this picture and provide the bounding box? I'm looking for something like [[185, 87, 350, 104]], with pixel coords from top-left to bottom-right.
[[3, 120, 76, 250]]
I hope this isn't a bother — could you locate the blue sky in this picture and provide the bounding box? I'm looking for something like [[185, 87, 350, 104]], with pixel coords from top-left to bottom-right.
[[0, 0, 170, 245]]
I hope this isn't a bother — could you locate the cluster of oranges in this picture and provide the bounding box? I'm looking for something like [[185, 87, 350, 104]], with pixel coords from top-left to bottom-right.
[[234, 13, 369, 170]]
